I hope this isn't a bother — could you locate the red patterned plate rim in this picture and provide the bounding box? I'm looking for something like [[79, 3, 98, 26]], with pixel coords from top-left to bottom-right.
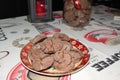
[[20, 38, 90, 76]]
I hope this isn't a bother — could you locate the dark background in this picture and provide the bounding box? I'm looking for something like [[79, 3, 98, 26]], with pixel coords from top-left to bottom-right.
[[0, 0, 119, 19]]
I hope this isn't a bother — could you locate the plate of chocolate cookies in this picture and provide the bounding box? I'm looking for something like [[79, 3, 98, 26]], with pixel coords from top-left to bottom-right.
[[20, 33, 90, 76]]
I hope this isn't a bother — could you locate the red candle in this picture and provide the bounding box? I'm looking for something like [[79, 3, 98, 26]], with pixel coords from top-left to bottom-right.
[[36, 0, 46, 17]]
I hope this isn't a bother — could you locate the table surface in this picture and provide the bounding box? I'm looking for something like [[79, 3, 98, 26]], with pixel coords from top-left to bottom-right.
[[0, 5, 120, 80]]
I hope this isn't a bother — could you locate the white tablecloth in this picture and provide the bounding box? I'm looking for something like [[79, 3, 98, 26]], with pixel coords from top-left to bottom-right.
[[0, 5, 120, 80]]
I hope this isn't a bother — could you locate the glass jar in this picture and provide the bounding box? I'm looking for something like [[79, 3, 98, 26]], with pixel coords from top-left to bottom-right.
[[63, 0, 92, 27]]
